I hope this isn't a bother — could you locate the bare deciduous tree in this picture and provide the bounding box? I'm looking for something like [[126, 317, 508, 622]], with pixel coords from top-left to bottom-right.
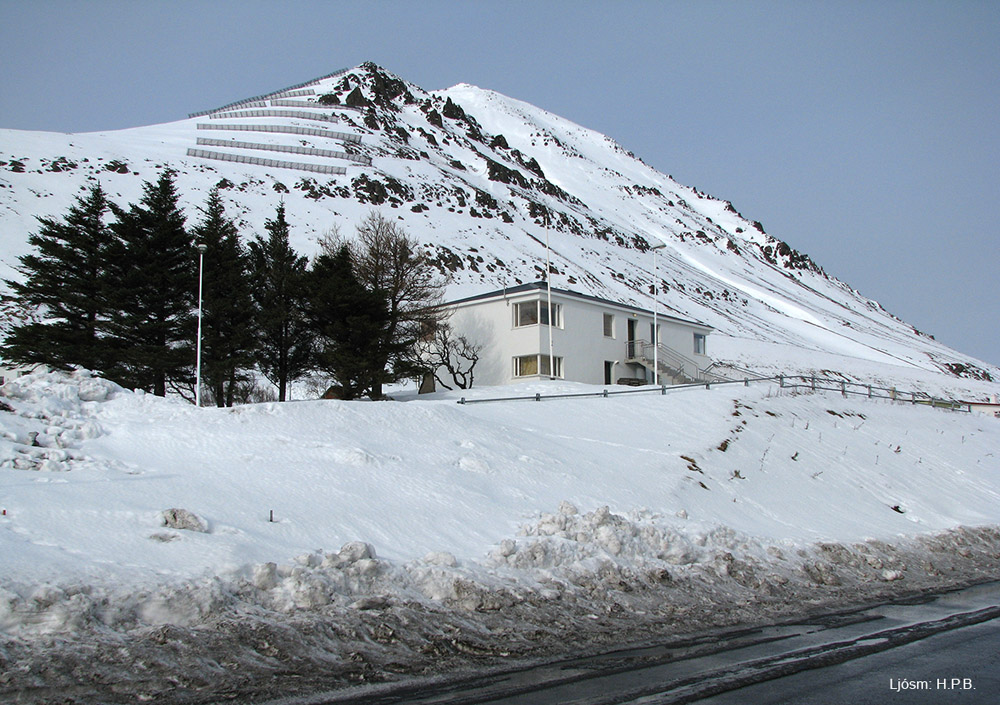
[[320, 211, 448, 398], [418, 321, 482, 390]]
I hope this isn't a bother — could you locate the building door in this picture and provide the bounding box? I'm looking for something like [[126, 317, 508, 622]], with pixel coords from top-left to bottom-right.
[[627, 319, 638, 358], [604, 361, 614, 385]]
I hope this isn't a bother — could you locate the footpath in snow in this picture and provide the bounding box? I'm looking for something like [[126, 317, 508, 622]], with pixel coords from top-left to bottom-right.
[[1, 370, 999, 703]]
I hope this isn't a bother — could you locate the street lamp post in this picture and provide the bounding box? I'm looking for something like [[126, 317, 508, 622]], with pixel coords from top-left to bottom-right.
[[651, 242, 666, 385], [195, 243, 207, 407]]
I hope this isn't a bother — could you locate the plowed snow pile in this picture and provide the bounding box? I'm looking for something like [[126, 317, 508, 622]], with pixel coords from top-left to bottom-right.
[[1, 370, 999, 703]]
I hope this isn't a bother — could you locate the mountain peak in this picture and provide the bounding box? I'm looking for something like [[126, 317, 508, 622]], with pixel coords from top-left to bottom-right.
[[321, 63, 419, 110]]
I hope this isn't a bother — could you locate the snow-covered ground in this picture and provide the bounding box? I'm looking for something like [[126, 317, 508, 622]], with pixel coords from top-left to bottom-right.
[[1, 369, 999, 703]]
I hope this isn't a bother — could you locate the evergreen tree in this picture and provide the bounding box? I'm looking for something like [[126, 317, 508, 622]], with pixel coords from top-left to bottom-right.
[[2, 183, 117, 372], [248, 203, 312, 401], [305, 245, 389, 400], [104, 170, 195, 396], [191, 189, 256, 406]]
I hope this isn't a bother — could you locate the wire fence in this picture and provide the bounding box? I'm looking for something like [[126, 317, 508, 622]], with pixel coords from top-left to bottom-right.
[[188, 68, 348, 118], [209, 109, 340, 124], [270, 98, 364, 113], [777, 375, 970, 411], [208, 100, 268, 111], [271, 88, 316, 99], [456, 373, 972, 413], [196, 122, 361, 144], [186, 148, 347, 175], [269, 99, 328, 109], [195, 137, 371, 165]]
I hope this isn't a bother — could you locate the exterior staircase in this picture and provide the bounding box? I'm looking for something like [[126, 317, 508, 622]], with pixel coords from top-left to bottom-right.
[[624, 339, 732, 385]]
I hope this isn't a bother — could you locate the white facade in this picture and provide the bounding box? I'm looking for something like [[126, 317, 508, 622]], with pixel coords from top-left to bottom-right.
[[439, 282, 714, 388]]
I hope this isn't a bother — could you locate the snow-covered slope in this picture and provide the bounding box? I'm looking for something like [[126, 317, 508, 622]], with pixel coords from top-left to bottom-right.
[[3, 371, 998, 587], [1, 63, 996, 398]]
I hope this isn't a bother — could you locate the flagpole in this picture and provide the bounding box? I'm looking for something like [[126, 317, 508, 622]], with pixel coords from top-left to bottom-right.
[[545, 210, 555, 379], [651, 241, 666, 385]]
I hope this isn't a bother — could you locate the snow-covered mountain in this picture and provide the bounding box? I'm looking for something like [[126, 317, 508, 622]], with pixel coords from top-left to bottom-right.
[[1, 63, 996, 397]]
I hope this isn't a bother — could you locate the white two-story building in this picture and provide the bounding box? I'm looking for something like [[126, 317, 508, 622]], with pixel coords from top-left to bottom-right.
[[437, 282, 715, 388]]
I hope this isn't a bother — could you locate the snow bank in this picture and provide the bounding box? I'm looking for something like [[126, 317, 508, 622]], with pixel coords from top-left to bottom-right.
[[2, 506, 998, 703]]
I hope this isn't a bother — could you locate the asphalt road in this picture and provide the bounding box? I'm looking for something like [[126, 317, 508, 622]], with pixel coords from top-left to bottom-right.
[[268, 581, 1000, 705], [693, 618, 1000, 705]]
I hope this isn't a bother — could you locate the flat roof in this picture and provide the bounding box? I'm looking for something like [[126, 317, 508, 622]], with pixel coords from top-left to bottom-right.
[[444, 281, 712, 330]]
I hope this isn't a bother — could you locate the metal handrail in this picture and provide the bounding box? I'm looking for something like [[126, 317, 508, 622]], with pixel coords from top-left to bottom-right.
[[625, 339, 721, 383]]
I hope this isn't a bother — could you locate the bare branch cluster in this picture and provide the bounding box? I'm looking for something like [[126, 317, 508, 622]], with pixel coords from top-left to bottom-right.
[[418, 321, 483, 390]]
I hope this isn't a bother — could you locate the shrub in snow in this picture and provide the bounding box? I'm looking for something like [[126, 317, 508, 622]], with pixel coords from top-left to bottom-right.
[[160, 508, 209, 533]]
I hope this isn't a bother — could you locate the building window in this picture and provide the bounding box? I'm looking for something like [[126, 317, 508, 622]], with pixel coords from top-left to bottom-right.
[[513, 301, 562, 328], [603, 313, 615, 338], [540, 302, 561, 327], [514, 301, 538, 327], [514, 354, 564, 378], [514, 354, 538, 376], [694, 333, 706, 355]]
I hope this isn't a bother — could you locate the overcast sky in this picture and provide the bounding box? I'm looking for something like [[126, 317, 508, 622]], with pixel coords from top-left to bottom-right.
[[2, 1, 998, 366]]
